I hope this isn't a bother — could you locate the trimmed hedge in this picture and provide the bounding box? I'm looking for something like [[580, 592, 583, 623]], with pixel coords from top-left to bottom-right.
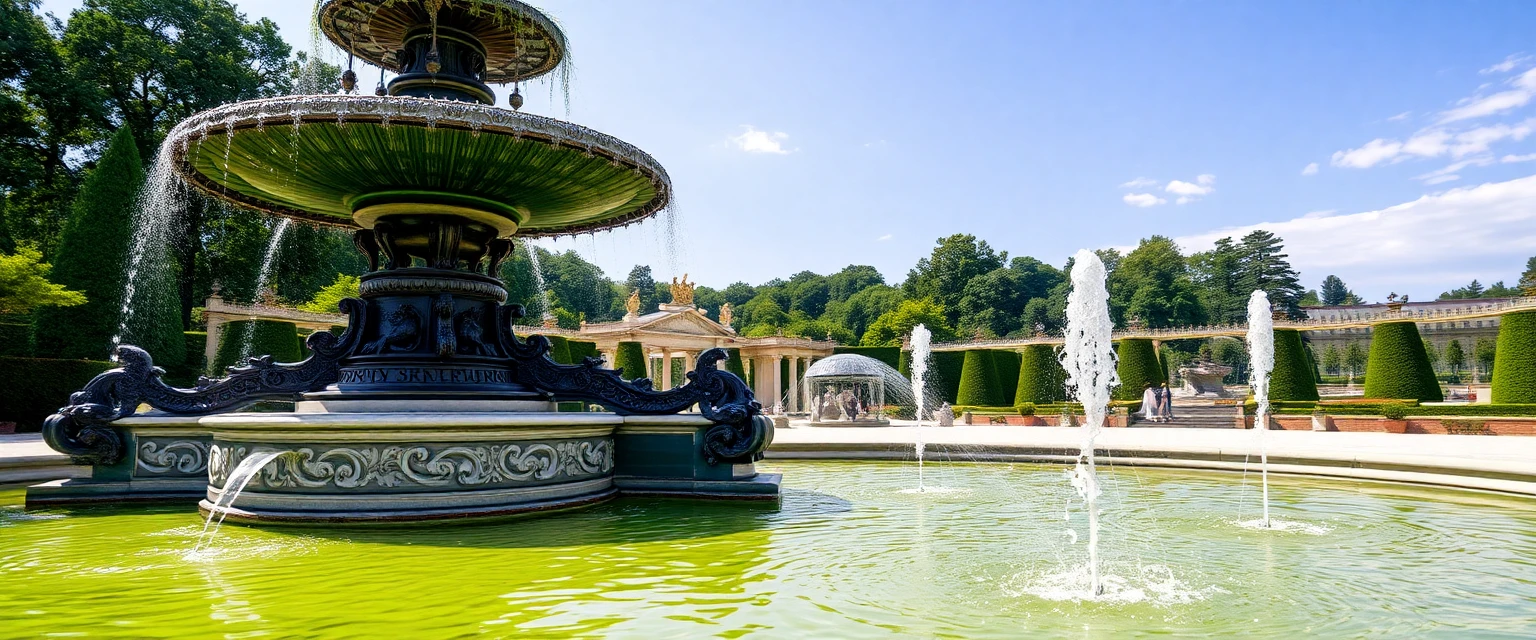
[[723, 347, 746, 380], [163, 331, 209, 387], [0, 321, 34, 357], [544, 335, 572, 364], [952, 400, 1144, 416], [568, 340, 599, 364], [912, 351, 967, 404], [1275, 404, 1536, 417], [1270, 329, 1320, 401], [834, 345, 900, 371], [992, 350, 1020, 405], [1113, 339, 1165, 401], [614, 341, 649, 388], [1363, 322, 1443, 402], [1493, 311, 1536, 403], [956, 349, 1004, 406], [1014, 344, 1066, 405], [211, 320, 302, 374], [0, 357, 114, 430]]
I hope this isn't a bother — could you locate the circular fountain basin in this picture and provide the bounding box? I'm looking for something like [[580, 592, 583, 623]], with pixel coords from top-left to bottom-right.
[[165, 95, 671, 237], [198, 412, 618, 523], [6, 461, 1534, 635]]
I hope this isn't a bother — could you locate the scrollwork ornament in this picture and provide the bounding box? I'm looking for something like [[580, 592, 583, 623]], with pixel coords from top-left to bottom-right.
[[137, 440, 211, 475]]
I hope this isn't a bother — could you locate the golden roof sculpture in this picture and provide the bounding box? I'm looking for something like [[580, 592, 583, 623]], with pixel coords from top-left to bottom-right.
[[670, 274, 695, 306]]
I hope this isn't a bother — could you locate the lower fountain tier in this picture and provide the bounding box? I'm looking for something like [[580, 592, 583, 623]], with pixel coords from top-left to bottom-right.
[[25, 411, 780, 522]]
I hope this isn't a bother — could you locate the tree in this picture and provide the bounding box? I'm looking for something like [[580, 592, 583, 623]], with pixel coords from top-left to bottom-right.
[[33, 126, 140, 360], [624, 265, 658, 314], [1422, 338, 1440, 372], [1112, 236, 1206, 329], [1344, 341, 1368, 379], [1445, 339, 1465, 374], [1321, 344, 1342, 375], [0, 244, 85, 314], [821, 284, 903, 342], [861, 298, 954, 346], [1519, 257, 1536, 296], [785, 270, 829, 317], [299, 273, 360, 314], [826, 264, 884, 302], [1189, 237, 1246, 324], [903, 234, 1006, 325], [1298, 289, 1320, 307], [1319, 275, 1354, 306], [1239, 230, 1305, 318], [1440, 280, 1485, 300], [1475, 337, 1497, 377]]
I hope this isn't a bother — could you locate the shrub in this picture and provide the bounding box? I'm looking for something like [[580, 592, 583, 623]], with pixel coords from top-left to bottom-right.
[[992, 350, 1020, 402], [543, 335, 572, 364], [613, 341, 649, 388], [833, 345, 899, 371], [35, 127, 142, 362], [956, 349, 1003, 406], [1014, 344, 1066, 405], [1113, 338, 1164, 401], [1270, 329, 1320, 401], [1363, 322, 1443, 402], [163, 330, 208, 387], [211, 320, 301, 374], [0, 321, 34, 357], [1381, 402, 1407, 420], [1017, 402, 1036, 416], [1493, 311, 1536, 403], [929, 351, 966, 404], [568, 340, 599, 364], [723, 347, 746, 380], [0, 357, 113, 431]]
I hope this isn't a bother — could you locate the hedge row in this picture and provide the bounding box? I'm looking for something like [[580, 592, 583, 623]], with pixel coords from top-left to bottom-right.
[[833, 346, 900, 371], [1274, 404, 1536, 417], [569, 340, 599, 364], [951, 400, 1144, 416], [544, 335, 572, 364], [723, 347, 746, 380], [956, 350, 1002, 406], [1113, 339, 1165, 401], [1493, 311, 1536, 403], [1270, 329, 1320, 402], [211, 320, 301, 374], [0, 357, 114, 430], [0, 321, 34, 357], [993, 350, 1020, 405], [1363, 322, 1442, 402]]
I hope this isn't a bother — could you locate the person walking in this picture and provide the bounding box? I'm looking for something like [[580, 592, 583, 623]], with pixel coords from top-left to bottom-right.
[[1139, 383, 1162, 423], [1159, 382, 1175, 423]]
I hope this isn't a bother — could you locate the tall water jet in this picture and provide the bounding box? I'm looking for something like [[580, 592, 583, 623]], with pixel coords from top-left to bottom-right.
[[1060, 249, 1117, 597], [111, 146, 186, 356], [236, 218, 293, 364], [910, 324, 932, 491], [1246, 290, 1276, 528]]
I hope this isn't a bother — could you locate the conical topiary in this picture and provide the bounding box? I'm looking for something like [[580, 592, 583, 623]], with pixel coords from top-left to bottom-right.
[[211, 320, 302, 373], [1113, 338, 1165, 401], [1493, 311, 1536, 403], [1363, 321, 1442, 402], [1014, 344, 1067, 405], [614, 341, 649, 388], [991, 350, 1020, 403], [956, 349, 1003, 406], [35, 126, 142, 361], [1269, 329, 1320, 401]]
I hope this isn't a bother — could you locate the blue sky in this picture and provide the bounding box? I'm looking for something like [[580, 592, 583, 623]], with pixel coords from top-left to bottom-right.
[[39, 0, 1536, 301]]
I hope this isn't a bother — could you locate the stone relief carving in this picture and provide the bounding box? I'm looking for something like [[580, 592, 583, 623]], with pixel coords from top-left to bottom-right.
[[136, 439, 211, 475], [209, 439, 613, 490]]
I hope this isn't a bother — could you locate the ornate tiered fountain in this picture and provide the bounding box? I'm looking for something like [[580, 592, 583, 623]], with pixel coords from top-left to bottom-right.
[[30, 0, 776, 522]]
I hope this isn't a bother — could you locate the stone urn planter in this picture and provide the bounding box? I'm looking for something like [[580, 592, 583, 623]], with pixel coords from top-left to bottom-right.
[[1381, 403, 1409, 433], [1018, 416, 1046, 426], [1381, 419, 1409, 434], [961, 411, 975, 425]]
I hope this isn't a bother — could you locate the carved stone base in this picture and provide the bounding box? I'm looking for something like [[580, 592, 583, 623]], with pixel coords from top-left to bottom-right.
[[26, 416, 212, 508]]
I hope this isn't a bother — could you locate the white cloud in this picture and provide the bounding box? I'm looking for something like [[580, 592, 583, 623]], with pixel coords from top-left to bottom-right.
[[876, 233, 893, 241], [1331, 120, 1536, 169], [1301, 162, 1319, 176], [729, 126, 792, 154], [1502, 153, 1536, 163], [1174, 173, 1536, 290], [1439, 67, 1536, 123], [1123, 193, 1167, 207], [1414, 157, 1495, 184], [1163, 174, 1215, 204], [1119, 177, 1158, 189], [1481, 54, 1532, 75], [1387, 111, 1412, 122]]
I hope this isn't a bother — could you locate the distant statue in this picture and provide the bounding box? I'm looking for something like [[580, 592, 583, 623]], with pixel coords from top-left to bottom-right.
[[670, 274, 695, 306], [935, 402, 954, 426], [718, 302, 733, 326], [819, 390, 840, 421], [624, 288, 641, 318]]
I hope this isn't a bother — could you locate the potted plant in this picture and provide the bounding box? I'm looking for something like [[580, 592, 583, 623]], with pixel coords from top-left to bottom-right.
[[1017, 403, 1043, 426], [1380, 402, 1409, 433], [1106, 405, 1130, 428]]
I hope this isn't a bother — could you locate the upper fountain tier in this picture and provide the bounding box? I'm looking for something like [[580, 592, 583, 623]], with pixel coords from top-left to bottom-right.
[[320, 0, 567, 104], [165, 95, 671, 237]]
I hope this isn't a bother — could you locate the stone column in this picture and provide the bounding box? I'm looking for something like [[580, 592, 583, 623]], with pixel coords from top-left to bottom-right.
[[204, 316, 224, 376], [787, 355, 800, 412], [770, 355, 784, 411]]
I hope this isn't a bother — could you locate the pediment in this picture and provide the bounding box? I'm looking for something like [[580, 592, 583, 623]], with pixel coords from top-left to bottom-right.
[[640, 310, 733, 337]]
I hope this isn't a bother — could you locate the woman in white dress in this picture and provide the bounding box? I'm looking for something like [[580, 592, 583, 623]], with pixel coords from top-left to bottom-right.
[[1139, 383, 1163, 423]]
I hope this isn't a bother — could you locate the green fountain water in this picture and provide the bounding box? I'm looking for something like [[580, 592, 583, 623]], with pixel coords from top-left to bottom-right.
[[5, 462, 1534, 637]]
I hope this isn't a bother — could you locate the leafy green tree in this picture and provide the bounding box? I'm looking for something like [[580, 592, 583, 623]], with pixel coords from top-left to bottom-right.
[[299, 273, 360, 314], [861, 298, 954, 346], [1321, 344, 1342, 375], [541, 249, 618, 321], [1483, 281, 1519, 297], [785, 270, 829, 317], [1319, 275, 1354, 306], [1188, 237, 1246, 324], [826, 264, 883, 302], [1440, 280, 1485, 300], [1344, 341, 1368, 379], [1298, 289, 1320, 307], [34, 126, 140, 360], [1445, 339, 1465, 374], [623, 265, 658, 314], [1422, 338, 1439, 372], [0, 244, 85, 313], [1519, 257, 1536, 296], [1238, 230, 1305, 318], [739, 291, 788, 331], [821, 284, 903, 341], [272, 223, 367, 305], [1475, 337, 1497, 377], [903, 234, 1006, 325], [956, 256, 1062, 338], [1112, 236, 1206, 328]]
